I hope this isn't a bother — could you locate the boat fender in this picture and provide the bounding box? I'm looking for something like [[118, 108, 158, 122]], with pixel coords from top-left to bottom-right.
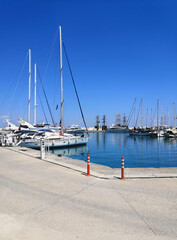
[[52, 140, 55, 146]]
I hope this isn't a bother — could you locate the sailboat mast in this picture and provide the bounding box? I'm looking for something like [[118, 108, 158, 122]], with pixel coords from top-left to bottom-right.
[[59, 26, 64, 133], [146, 108, 148, 128], [141, 98, 143, 128], [151, 108, 153, 127], [157, 99, 159, 129], [134, 98, 136, 127], [34, 63, 37, 125], [28, 49, 31, 123], [173, 103, 176, 128], [167, 108, 169, 127]]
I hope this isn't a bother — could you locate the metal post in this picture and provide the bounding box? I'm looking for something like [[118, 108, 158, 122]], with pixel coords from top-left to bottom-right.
[[86, 154, 91, 176], [121, 157, 125, 180], [40, 138, 45, 159]]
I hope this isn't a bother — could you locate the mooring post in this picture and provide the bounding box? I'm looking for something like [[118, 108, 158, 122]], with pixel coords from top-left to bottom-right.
[[86, 154, 91, 176], [121, 157, 125, 180], [40, 138, 46, 159]]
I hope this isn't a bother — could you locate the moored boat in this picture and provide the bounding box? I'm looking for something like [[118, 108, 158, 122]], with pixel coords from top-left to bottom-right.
[[106, 124, 129, 133], [20, 130, 88, 149], [19, 26, 89, 149], [129, 128, 150, 136], [164, 128, 177, 138]]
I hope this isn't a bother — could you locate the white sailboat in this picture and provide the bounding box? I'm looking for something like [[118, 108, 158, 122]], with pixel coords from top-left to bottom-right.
[[20, 26, 88, 149]]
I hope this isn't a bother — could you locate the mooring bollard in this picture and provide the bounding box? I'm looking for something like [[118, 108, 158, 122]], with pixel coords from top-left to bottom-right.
[[86, 154, 91, 176], [40, 138, 46, 159], [121, 157, 125, 180]]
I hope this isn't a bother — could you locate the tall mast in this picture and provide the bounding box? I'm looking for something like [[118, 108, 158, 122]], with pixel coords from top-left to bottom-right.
[[167, 108, 169, 127], [134, 98, 136, 127], [146, 108, 148, 128], [28, 49, 31, 123], [34, 63, 37, 125], [59, 26, 64, 133], [151, 108, 153, 127], [173, 103, 176, 128], [157, 99, 159, 129], [161, 102, 163, 127], [141, 98, 143, 128]]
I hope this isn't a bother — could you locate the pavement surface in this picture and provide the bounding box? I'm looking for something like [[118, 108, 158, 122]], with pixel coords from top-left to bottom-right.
[[0, 147, 177, 239], [5, 146, 177, 179]]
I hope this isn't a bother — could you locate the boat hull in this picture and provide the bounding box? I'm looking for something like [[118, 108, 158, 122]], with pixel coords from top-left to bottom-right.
[[20, 136, 88, 149], [65, 129, 85, 134], [106, 128, 129, 133], [129, 132, 150, 136]]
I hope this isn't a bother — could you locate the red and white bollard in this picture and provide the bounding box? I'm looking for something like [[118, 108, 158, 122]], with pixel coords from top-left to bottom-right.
[[121, 157, 125, 180], [86, 154, 91, 177]]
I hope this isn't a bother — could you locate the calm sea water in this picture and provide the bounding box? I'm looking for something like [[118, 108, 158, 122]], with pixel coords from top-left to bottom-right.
[[50, 133, 177, 168]]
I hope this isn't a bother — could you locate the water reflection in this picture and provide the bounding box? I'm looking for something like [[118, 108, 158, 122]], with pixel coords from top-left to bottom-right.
[[50, 133, 177, 168], [50, 145, 88, 156], [96, 132, 100, 147], [103, 132, 106, 148]]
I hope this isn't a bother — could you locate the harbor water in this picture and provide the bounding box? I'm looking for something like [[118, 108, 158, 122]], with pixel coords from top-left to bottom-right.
[[50, 133, 177, 168]]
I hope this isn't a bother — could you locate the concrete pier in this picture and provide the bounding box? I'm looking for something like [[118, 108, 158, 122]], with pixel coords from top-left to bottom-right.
[[0, 147, 177, 239]]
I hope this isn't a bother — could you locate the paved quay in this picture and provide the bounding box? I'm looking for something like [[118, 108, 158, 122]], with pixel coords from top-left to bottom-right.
[[0, 147, 177, 240], [5, 146, 177, 179]]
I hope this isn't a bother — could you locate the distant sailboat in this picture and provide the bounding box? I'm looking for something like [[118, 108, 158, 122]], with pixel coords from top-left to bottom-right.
[[106, 113, 129, 133]]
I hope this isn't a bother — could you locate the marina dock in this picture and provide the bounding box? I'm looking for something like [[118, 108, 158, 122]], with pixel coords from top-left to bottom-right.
[[4, 146, 177, 179], [0, 147, 177, 240]]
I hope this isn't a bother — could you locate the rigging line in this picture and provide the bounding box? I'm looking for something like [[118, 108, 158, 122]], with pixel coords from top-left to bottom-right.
[[1, 50, 28, 110], [9, 70, 29, 115], [152, 106, 157, 125], [37, 66, 55, 126], [62, 41, 89, 135], [34, 29, 58, 97], [127, 110, 133, 127], [43, 29, 58, 82], [37, 88, 48, 124], [9, 51, 29, 105], [127, 98, 136, 126]]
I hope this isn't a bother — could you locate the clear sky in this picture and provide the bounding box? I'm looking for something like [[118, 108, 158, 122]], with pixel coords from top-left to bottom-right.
[[0, 0, 177, 127]]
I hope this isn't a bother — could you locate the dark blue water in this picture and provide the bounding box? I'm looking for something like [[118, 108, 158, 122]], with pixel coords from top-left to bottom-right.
[[50, 133, 177, 168]]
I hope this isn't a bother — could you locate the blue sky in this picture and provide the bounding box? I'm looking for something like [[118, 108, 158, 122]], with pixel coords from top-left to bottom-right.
[[0, 0, 177, 127]]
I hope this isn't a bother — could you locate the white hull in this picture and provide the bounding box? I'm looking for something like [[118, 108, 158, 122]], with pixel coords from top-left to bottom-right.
[[20, 136, 88, 149]]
